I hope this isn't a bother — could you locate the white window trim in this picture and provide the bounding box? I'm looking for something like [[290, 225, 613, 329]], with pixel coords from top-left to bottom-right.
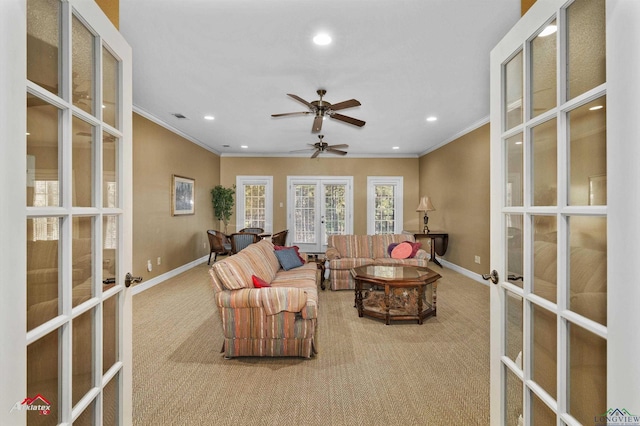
[[235, 176, 273, 233], [367, 176, 404, 234]]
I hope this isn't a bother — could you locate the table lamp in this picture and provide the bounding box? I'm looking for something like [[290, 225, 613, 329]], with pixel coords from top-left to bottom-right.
[[416, 196, 435, 233]]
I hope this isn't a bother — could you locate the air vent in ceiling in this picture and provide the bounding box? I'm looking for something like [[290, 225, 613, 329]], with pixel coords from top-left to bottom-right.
[[171, 113, 188, 119]]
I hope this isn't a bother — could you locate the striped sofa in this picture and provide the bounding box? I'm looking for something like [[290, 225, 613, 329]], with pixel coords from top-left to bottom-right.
[[325, 234, 429, 290], [208, 239, 318, 358]]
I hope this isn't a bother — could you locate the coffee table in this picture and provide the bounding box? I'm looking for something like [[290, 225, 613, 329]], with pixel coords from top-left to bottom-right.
[[351, 265, 441, 325]]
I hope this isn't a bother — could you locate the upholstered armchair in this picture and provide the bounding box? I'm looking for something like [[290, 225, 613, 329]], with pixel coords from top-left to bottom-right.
[[229, 232, 259, 254], [271, 229, 288, 246]]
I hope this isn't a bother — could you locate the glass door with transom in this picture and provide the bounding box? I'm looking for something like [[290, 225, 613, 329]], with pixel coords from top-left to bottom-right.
[[1, 0, 133, 424], [287, 177, 353, 253], [488, 0, 640, 424]]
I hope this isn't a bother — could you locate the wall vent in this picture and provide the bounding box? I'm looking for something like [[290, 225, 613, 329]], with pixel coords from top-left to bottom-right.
[[171, 113, 188, 119]]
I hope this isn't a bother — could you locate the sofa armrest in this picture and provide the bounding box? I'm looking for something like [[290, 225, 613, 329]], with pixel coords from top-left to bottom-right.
[[216, 287, 311, 317], [414, 249, 429, 260], [325, 247, 341, 260]]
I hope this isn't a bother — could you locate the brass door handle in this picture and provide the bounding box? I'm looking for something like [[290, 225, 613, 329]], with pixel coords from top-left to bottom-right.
[[482, 270, 499, 284], [125, 272, 143, 288]]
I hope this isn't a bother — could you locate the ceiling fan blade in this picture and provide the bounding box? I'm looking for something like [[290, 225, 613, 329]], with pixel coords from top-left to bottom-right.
[[328, 144, 349, 149], [287, 94, 315, 110], [327, 148, 348, 156], [329, 99, 361, 111], [330, 113, 366, 127], [311, 150, 321, 159], [312, 115, 324, 133], [271, 111, 311, 117]]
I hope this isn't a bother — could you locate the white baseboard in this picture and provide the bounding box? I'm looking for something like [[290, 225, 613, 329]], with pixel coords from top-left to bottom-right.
[[131, 255, 209, 296], [438, 258, 489, 286]]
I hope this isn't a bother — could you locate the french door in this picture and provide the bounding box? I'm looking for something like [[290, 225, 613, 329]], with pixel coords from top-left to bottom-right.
[[1, 0, 133, 424], [287, 177, 353, 253], [489, 0, 640, 424]]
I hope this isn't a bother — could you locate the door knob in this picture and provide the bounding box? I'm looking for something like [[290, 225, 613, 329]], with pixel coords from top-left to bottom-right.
[[482, 270, 499, 284], [125, 272, 143, 288]]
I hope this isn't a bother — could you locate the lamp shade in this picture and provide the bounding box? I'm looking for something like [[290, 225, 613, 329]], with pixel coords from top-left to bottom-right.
[[416, 196, 435, 212]]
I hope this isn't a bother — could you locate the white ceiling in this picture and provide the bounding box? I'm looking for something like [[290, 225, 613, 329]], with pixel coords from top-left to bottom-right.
[[119, 0, 521, 157]]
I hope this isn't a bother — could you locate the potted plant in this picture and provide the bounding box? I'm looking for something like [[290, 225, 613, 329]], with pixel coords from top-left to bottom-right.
[[211, 184, 235, 234]]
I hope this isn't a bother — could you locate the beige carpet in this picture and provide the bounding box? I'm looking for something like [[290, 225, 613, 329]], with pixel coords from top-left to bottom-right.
[[133, 263, 490, 425]]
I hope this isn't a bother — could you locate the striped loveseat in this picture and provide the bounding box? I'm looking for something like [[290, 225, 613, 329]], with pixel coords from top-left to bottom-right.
[[208, 239, 318, 358], [325, 234, 429, 290]]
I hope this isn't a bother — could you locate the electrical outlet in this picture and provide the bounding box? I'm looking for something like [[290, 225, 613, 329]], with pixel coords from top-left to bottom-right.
[[157, 257, 161, 265], [474, 255, 481, 264], [147, 260, 152, 272], [203, 242, 207, 249]]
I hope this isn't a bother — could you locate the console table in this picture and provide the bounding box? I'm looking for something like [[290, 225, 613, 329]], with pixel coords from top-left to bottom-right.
[[408, 231, 449, 268]]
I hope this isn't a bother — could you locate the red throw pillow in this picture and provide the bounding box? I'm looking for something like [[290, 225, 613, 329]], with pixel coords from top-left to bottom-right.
[[274, 245, 306, 263], [409, 242, 422, 258], [391, 242, 413, 259], [252, 275, 271, 288]]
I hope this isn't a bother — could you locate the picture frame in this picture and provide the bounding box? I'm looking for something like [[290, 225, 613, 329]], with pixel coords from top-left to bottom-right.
[[171, 175, 195, 216]]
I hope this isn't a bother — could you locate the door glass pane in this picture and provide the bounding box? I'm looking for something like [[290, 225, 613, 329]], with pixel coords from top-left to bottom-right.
[[505, 292, 523, 365], [505, 134, 523, 207], [531, 390, 556, 425], [103, 293, 118, 374], [27, 0, 60, 96], [569, 97, 606, 206], [374, 184, 395, 234], [505, 366, 523, 426], [533, 216, 557, 303], [568, 323, 607, 424], [567, 0, 606, 100], [102, 47, 119, 128], [532, 118, 557, 206], [531, 20, 557, 118], [569, 216, 607, 325], [324, 184, 346, 243], [243, 184, 266, 230], [27, 217, 61, 331], [103, 132, 118, 208], [27, 95, 60, 207], [103, 216, 118, 287], [103, 373, 119, 426], [27, 328, 59, 423], [506, 214, 523, 287], [505, 50, 523, 130], [73, 116, 94, 207], [73, 399, 95, 425], [72, 15, 95, 115], [72, 217, 94, 306], [72, 309, 94, 407], [294, 184, 315, 243], [532, 303, 556, 399]]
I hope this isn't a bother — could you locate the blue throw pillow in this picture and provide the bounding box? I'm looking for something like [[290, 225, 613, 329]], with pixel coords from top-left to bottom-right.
[[274, 248, 304, 271]]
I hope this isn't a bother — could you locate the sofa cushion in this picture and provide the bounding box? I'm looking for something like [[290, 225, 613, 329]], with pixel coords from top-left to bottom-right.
[[328, 235, 372, 258], [371, 234, 415, 258], [275, 248, 304, 271]]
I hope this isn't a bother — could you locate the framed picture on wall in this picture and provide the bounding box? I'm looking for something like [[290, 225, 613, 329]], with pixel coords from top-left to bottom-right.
[[172, 175, 195, 216]]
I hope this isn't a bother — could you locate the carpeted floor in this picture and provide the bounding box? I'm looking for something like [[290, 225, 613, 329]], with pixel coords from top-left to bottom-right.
[[133, 263, 490, 425]]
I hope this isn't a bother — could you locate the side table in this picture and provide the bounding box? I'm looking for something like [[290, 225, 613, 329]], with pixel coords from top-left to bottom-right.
[[409, 231, 449, 268]]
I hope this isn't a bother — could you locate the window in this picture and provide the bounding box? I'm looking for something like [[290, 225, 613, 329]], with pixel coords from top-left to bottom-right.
[[236, 176, 273, 232], [32, 180, 59, 241], [367, 177, 404, 234]]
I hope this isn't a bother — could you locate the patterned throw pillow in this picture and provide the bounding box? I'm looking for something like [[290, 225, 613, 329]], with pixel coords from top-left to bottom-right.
[[274, 248, 304, 271], [274, 245, 306, 263], [252, 275, 271, 288]]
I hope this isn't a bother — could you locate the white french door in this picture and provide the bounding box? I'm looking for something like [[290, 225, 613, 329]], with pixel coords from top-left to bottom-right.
[[287, 176, 353, 253], [489, 0, 640, 424], [1, 0, 133, 424]]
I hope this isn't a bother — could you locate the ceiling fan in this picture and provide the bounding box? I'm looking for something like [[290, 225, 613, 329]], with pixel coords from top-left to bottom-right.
[[272, 89, 365, 133], [291, 135, 349, 158]]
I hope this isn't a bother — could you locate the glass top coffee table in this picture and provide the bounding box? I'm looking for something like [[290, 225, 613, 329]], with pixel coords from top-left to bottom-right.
[[351, 265, 441, 325]]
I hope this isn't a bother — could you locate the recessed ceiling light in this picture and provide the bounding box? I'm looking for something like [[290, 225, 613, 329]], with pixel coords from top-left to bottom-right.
[[539, 24, 557, 37], [241, 145, 248, 149], [589, 105, 603, 111], [426, 116, 437, 122], [313, 33, 332, 46], [392, 146, 400, 150], [204, 115, 215, 120]]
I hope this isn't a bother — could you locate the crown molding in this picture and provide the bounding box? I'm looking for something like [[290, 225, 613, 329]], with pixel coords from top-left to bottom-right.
[[419, 115, 490, 157]]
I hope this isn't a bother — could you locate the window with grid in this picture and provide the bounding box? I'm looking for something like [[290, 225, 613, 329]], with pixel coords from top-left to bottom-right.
[[236, 176, 273, 233], [324, 184, 346, 243], [367, 177, 404, 234], [32, 180, 59, 241], [243, 184, 266, 229], [294, 184, 316, 243]]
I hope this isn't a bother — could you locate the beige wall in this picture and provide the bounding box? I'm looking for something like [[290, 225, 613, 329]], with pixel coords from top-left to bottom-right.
[[220, 157, 421, 235], [419, 124, 490, 274], [95, 0, 119, 29], [133, 113, 220, 281]]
